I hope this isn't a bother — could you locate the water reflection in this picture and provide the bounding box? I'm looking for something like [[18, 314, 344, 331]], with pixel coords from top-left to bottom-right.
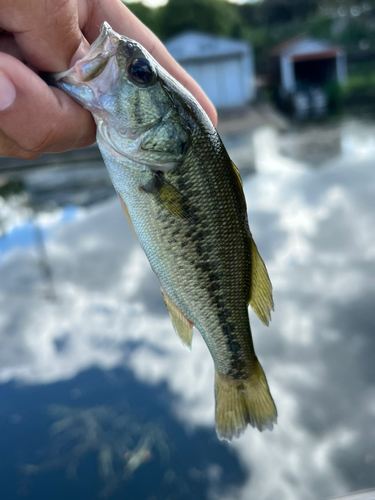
[[21, 405, 170, 497], [0, 368, 245, 500], [1, 119, 375, 499]]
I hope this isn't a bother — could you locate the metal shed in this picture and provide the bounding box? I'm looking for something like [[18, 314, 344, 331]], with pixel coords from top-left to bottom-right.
[[165, 32, 255, 110], [270, 36, 347, 95]]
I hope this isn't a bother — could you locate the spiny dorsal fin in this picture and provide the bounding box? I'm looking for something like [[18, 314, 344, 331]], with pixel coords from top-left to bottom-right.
[[161, 288, 194, 351], [249, 237, 274, 326], [231, 160, 243, 188], [230, 160, 249, 217]]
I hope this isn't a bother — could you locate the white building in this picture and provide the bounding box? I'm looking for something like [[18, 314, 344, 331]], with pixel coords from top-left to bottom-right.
[[165, 32, 255, 110], [270, 37, 347, 95]]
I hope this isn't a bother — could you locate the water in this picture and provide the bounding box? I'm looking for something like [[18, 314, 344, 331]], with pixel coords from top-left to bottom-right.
[[1, 118, 375, 500]]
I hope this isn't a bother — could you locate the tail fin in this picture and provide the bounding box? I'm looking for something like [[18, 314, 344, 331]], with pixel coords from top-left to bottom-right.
[[215, 359, 277, 441]]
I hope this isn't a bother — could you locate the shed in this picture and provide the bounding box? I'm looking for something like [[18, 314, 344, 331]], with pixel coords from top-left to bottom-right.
[[165, 32, 255, 109], [270, 37, 347, 95]]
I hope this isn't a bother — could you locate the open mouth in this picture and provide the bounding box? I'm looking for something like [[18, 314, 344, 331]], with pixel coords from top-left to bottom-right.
[[53, 22, 120, 84]]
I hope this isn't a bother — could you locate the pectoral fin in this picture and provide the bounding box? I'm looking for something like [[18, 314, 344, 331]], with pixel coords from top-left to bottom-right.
[[161, 288, 193, 351], [249, 237, 274, 326], [141, 171, 192, 221]]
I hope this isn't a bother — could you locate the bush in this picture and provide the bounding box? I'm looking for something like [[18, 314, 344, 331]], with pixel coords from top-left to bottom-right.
[[341, 65, 375, 112]]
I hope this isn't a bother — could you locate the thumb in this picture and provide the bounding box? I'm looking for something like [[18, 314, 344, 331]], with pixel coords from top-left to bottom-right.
[[0, 0, 89, 72]]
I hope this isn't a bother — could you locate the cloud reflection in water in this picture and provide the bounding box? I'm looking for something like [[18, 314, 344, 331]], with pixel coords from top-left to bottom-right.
[[1, 120, 375, 499]]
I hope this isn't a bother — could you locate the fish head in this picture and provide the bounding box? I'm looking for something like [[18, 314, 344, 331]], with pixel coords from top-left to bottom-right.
[[52, 22, 191, 171]]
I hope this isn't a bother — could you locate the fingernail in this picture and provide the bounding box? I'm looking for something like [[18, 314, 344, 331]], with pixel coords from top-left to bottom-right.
[[70, 38, 91, 67], [0, 71, 16, 111]]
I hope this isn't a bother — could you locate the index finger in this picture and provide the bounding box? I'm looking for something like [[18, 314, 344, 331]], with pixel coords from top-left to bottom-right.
[[0, 0, 88, 71], [82, 0, 218, 126]]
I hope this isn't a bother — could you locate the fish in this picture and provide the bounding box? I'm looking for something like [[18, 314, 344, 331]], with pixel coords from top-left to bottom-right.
[[51, 22, 277, 440]]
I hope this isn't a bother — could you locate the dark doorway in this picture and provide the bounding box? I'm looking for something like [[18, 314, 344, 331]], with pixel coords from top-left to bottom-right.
[[294, 58, 336, 87]]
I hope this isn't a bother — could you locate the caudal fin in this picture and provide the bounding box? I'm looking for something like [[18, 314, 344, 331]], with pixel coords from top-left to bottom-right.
[[215, 359, 277, 441]]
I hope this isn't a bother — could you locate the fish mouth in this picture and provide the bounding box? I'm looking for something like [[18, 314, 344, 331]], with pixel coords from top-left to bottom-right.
[[53, 22, 119, 85], [46, 22, 127, 110]]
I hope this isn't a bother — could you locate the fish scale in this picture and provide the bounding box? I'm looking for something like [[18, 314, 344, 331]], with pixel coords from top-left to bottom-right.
[[52, 22, 277, 440], [119, 129, 253, 379]]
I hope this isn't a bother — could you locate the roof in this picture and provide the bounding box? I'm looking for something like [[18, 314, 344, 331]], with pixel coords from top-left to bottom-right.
[[165, 32, 251, 63], [269, 35, 306, 56], [270, 36, 344, 59]]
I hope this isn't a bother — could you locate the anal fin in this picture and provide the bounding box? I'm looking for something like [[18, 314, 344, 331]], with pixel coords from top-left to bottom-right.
[[249, 237, 274, 326], [161, 289, 193, 351]]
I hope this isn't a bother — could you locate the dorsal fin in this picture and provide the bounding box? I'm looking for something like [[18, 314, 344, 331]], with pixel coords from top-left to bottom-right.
[[161, 288, 194, 351], [229, 159, 274, 325], [231, 160, 243, 188], [249, 237, 274, 326]]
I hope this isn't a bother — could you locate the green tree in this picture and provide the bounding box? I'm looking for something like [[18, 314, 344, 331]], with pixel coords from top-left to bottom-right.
[[123, 1, 163, 38], [238, 0, 319, 27], [157, 0, 242, 40]]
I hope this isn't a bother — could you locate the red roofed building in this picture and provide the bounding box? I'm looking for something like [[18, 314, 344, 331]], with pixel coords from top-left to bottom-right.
[[270, 36, 346, 95]]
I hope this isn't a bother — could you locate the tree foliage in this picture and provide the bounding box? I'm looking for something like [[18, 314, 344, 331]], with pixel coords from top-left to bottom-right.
[[124, 2, 162, 37], [123, 0, 375, 57], [160, 0, 242, 39], [125, 0, 242, 40]]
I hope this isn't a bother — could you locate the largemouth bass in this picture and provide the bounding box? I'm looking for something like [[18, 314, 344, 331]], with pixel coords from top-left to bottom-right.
[[52, 23, 277, 440]]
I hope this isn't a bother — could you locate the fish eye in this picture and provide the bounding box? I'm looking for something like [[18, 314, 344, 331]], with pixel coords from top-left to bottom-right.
[[128, 58, 155, 86]]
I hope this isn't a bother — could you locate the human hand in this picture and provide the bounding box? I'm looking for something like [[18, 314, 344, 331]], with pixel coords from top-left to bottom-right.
[[0, 0, 217, 159]]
